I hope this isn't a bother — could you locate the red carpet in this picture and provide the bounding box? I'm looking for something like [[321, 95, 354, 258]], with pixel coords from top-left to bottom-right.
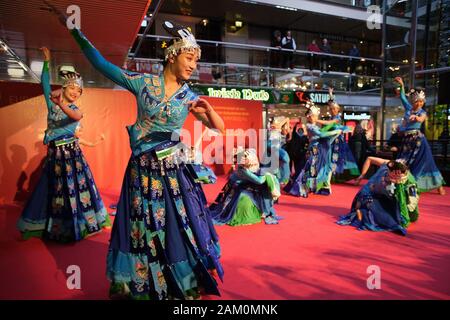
[[1, 177, 449, 300]]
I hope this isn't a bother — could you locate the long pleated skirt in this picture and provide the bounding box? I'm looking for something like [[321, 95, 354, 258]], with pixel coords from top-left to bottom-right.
[[106, 145, 223, 300], [17, 137, 110, 242]]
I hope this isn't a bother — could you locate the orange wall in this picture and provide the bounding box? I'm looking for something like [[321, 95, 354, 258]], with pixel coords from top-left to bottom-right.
[[0, 86, 262, 204]]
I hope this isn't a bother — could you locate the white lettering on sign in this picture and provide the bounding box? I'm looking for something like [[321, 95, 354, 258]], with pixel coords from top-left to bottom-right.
[[344, 112, 371, 120], [309, 93, 330, 104], [206, 88, 270, 101]]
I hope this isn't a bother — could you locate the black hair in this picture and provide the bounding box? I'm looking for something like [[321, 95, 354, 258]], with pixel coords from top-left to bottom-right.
[[387, 160, 408, 173]]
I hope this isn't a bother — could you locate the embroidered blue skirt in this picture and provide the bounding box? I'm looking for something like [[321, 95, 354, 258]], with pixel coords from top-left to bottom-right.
[[209, 173, 279, 226], [331, 134, 360, 180], [284, 140, 333, 197], [106, 143, 223, 300], [17, 136, 110, 242], [337, 164, 419, 235], [397, 131, 444, 192]]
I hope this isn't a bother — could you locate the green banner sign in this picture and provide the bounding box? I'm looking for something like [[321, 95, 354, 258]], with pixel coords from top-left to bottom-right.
[[191, 85, 294, 104]]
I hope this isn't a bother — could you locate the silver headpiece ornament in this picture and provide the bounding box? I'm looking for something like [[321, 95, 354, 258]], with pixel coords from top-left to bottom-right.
[[236, 148, 260, 173], [59, 66, 83, 92], [409, 88, 426, 103], [305, 100, 320, 117], [162, 21, 201, 61]]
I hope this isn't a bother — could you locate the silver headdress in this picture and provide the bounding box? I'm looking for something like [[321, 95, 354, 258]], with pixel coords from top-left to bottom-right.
[[409, 88, 426, 103], [305, 100, 320, 117], [236, 148, 260, 173], [162, 21, 201, 61], [59, 66, 83, 92]]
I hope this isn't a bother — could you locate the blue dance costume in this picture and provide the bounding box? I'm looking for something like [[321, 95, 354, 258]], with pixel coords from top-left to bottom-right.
[[337, 163, 419, 235], [285, 123, 341, 197], [17, 61, 110, 242], [329, 114, 360, 179], [71, 28, 223, 299], [396, 88, 444, 192], [210, 166, 280, 226]]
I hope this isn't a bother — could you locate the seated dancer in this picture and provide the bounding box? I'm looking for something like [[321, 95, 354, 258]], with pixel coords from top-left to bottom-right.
[[284, 101, 343, 197], [316, 87, 360, 181], [55, 12, 226, 299], [393, 77, 445, 195], [337, 159, 419, 236], [17, 47, 110, 242], [209, 148, 281, 226]]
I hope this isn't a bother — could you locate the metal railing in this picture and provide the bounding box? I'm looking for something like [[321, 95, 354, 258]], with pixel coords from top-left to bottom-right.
[[126, 56, 383, 93], [127, 34, 384, 92]]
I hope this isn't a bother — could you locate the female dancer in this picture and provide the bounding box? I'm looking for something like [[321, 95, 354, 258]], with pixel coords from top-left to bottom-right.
[[209, 148, 281, 226], [316, 88, 360, 180], [267, 117, 291, 185], [392, 77, 445, 194], [337, 159, 419, 236], [17, 47, 110, 242], [61, 18, 225, 299], [284, 101, 343, 197]]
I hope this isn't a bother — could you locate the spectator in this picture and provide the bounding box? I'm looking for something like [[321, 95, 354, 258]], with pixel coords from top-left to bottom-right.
[[349, 123, 370, 170], [285, 121, 309, 179], [282, 30, 296, 69], [387, 123, 402, 159], [320, 38, 332, 72], [348, 44, 360, 74], [307, 39, 321, 70], [271, 30, 283, 68]]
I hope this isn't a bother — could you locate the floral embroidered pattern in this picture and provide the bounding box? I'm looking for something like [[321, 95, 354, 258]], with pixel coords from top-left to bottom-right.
[[151, 178, 163, 198], [153, 207, 166, 227], [157, 271, 166, 289], [141, 175, 149, 194], [80, 191, 92, 208], [131, 222, 145, 248], [169, 176, 180, 195], [132, 193, 142, 215], [55, 164, 62, 176], [135, 260, 149, 280]]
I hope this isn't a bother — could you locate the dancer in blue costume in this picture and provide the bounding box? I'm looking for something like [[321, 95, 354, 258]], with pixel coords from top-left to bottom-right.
[[316, 88, 360, 180], [210, 148, 281, 226], [266, 117, 291, 185], [17, 47, 110, 242], [54, 13, 226, 299], [391, 77, 445, 194], [284, 101, 343, 197], [338, 159, 419, 236]]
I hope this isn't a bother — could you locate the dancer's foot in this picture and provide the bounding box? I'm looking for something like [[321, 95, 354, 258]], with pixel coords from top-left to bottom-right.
[[356, 209, 363, 221], [438, 186, 446, 195], [354, 175, 363, 186]]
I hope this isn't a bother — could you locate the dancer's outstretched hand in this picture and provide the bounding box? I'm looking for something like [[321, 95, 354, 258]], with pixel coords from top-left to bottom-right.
[[394, 77, 404, 87], [40, 47, 51, 61], [43, 0, 68, 27]]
